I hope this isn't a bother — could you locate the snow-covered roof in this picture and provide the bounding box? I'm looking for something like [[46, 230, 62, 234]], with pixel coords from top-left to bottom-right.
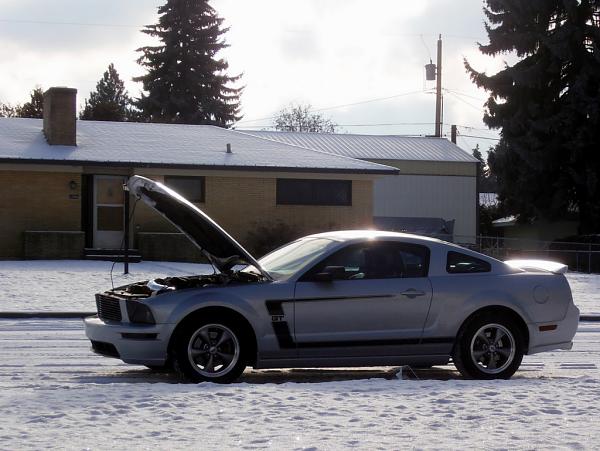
[[493, 215, 518, 227], [0, 118, 397, 175], [241, 130, 478, 163]]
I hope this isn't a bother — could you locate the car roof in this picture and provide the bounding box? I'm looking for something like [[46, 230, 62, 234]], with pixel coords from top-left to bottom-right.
[[301, 230, 511, 275], [304, 230, 447, 244]]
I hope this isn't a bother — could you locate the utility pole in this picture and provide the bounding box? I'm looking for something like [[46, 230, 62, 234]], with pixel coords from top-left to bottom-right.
[[435, 34, 443, 137]]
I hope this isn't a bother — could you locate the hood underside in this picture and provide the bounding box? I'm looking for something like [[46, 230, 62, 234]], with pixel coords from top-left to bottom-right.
[[128, 175, 270, 278]]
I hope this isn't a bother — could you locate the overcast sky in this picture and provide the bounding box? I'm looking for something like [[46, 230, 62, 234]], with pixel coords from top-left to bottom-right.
[[0, 0, 505, 152]]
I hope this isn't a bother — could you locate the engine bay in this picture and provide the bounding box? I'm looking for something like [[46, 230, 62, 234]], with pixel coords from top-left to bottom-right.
[[108, 271, 265, 299]]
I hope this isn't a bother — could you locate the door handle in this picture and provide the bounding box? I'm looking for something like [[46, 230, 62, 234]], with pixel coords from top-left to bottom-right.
[[400, 289, 426, 299]]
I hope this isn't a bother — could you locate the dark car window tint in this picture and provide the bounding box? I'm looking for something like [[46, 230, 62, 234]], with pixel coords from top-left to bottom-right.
[[303, 242, 430, 281], [446, 251, 491, 274]]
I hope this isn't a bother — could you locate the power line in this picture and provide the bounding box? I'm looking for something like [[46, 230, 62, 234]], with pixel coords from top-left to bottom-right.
[[455, 124, 497, 132], [445, 90, 486, 113], [314, 89, 431, 112], [420, 34, 433, 61], [236, 122, 499, 133], [235, 122, 437, 129], [444, 88, 487, 102], [235, 89, 432, 125], [459, 133, 500, 141]]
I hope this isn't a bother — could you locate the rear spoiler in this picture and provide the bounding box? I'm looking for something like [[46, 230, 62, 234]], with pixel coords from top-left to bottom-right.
[[504, 259, 568, 274]]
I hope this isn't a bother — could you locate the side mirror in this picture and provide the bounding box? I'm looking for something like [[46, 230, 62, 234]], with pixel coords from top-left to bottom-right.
[[314, 266, 346, 282]]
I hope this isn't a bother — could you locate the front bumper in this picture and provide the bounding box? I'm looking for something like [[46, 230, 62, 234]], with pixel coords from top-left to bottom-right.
[[84, 316, 173, 365], [527, 303, 580, 355]]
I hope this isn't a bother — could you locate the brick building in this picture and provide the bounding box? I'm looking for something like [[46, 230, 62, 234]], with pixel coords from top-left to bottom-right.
[[0, 87, 396, 260]]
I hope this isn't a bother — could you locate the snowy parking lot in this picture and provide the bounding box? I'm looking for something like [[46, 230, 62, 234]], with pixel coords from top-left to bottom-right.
[[0, 318, 599, 449], [1, 260, 600, 449]]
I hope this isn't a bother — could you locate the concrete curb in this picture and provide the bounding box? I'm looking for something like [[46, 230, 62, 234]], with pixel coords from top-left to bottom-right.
[[0, 312, 95, 319]]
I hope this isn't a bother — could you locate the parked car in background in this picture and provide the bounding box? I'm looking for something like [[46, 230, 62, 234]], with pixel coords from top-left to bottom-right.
[[85, 176, 580, 383]]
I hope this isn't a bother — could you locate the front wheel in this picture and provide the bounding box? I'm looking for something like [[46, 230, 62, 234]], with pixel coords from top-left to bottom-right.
[[453, 313, 524, 380], [174, 319, 247, 383]]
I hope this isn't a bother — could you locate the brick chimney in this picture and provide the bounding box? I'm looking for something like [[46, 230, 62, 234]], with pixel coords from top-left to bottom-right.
[[43, 87, 77, 146]]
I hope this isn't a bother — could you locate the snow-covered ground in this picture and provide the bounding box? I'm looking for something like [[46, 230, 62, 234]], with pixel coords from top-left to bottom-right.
[[564, 271, 600, 316], [1, 261, 599, 448], [0, 260, 213, 312], [0, 318, 599, 450], [1, 260, 599, 315]]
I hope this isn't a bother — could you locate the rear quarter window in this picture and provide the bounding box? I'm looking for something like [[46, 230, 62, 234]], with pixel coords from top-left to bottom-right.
[[446, 251, 491, 274]]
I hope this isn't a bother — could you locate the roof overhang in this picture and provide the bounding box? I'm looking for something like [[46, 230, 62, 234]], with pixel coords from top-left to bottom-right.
[[0, 157, 399, 176]]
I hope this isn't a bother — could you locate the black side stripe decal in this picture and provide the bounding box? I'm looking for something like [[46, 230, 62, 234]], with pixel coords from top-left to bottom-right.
[[295, 294, 395, 302], [265, 299, 453, 349], [294, 337, 453, 349], [265, 300, 295, 349]]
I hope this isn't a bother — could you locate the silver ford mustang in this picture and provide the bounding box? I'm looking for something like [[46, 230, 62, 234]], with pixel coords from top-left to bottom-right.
[[85, 176, 580, 383]]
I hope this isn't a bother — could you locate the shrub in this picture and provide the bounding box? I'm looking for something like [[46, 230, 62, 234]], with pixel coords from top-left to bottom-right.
[[244, 221, 300, 258]]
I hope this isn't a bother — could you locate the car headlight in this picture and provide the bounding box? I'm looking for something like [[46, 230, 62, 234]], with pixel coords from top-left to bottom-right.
[[126, 301, 156, 325]]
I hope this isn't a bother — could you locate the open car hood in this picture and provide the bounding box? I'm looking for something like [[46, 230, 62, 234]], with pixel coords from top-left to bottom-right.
[[128, 175, 271, 279]]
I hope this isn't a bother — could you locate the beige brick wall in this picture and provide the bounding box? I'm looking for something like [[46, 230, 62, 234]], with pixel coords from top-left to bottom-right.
[[0, 167, 374, 258], [366, 159, 477, 176], [0, 171, 81, 258], [132, 175, 373, 249]]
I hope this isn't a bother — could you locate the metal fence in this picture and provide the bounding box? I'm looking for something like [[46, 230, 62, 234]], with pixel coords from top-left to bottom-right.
[[429, 234, 600, 274]]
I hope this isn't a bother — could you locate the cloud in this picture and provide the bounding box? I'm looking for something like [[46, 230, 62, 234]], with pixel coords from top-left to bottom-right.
[[0, 0, 501, 152]]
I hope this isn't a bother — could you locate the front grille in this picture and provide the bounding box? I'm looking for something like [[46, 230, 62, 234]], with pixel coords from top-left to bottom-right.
[[96, 294, 122, 322]]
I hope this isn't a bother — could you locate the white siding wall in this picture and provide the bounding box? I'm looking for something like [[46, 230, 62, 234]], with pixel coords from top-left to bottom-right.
[[373, 174, 477, 240]]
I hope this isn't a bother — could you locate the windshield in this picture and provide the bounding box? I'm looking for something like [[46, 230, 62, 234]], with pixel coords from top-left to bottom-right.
[[249, 237, 337, 280]]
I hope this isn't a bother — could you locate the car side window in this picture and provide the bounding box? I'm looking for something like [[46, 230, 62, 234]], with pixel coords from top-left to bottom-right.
[[446, 251, 491, 274], [302, 242, 430, 281]]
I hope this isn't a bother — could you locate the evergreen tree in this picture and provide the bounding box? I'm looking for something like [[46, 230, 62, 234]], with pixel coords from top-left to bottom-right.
[[274, 103, 337, 133], [18, 87, 44, 118], [472, 145, 497, 192], [80, 64, 132, 121], [134, 0, 242, 126], [472, 145, 487, 185], [466, 0, 600, 233]]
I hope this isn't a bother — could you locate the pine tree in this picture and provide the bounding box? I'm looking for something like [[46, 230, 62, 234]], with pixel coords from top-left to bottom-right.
[[18, 87, 44, 118], [134, 0, 242, 126], [472, 145, 496, 192], [80, 64, 132, 121], [466, 0, 600, 233], [472, 145, 487, 184]]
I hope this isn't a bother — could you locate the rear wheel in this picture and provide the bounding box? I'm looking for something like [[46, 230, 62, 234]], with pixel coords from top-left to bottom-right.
[[174, 319, 247, 383], [453, 313, 524, 380]]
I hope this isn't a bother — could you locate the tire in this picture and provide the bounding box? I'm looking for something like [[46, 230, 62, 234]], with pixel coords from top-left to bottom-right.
[[173, 317, 247, 383], [453, 312, 524, 380]]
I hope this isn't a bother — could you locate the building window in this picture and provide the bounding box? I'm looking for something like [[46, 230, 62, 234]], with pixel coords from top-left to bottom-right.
[[276, 179, 352, 206], [164, 176, 205, 203]]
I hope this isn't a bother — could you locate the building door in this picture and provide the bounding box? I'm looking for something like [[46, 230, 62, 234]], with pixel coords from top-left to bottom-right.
[[93, 175, 126, 249]]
